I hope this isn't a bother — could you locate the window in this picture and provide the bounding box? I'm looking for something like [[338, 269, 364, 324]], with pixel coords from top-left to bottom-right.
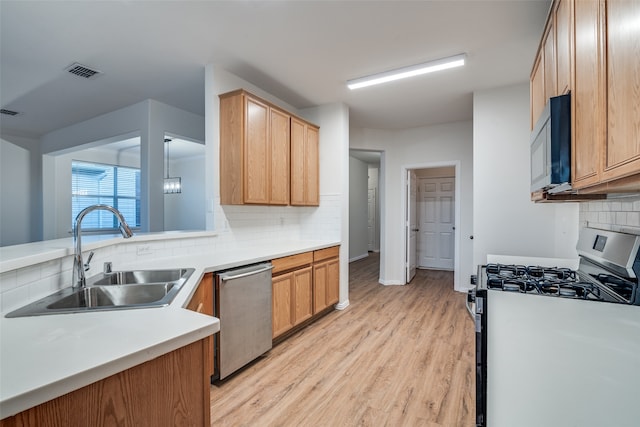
[[71, 161, 140, 230]]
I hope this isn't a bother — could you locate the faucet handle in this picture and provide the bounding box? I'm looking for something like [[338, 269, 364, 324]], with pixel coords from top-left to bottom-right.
[[84, 251, 94, 271], [104, 262, 113, 274]]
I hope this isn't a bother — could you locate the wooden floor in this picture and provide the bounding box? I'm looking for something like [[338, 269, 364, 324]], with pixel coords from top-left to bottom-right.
[[209, 253, 475, 426]]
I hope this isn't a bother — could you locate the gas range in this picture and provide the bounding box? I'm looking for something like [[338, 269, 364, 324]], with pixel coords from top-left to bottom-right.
[[469, 227, 640, 427], [476, 227, 640, 306]]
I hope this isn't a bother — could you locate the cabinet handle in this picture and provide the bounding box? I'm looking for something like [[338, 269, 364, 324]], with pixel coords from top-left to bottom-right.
[[196, 302, 204, 313]]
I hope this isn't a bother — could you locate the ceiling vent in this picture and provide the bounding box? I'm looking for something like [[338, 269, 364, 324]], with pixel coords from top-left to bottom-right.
[[0, 108, 20, 116], [65, 62, 102, 79]]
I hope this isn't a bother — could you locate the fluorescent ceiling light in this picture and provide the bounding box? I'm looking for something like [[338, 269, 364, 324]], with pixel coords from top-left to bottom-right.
[[347, 53, 466, 90]]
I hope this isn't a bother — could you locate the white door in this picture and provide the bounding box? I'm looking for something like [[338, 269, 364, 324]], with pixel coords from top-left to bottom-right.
[[406, 170, 417, 283], [367, 188, 376, 251], [418, 177, 455, 270]]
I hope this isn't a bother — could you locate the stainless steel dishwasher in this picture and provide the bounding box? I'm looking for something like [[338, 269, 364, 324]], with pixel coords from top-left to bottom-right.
[[215, 262, 273, 379]]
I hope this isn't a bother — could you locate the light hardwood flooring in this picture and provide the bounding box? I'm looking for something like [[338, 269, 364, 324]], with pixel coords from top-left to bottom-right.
[[209, 253, 475, 426]]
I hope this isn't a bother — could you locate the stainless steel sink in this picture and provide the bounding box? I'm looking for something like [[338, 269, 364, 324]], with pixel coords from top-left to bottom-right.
[[5, 268, 194, 317]]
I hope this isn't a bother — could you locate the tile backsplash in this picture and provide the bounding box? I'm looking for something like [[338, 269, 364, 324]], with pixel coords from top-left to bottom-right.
[[579, 197, 640, 235]]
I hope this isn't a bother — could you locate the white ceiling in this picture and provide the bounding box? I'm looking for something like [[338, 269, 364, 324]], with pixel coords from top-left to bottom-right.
[[0, 0, 550, 138]]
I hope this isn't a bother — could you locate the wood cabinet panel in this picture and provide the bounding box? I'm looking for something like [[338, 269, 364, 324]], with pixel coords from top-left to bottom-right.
[[219, 93, 244, 205], [270, 108, 291, 205], [244, 97, 270, 204], [0, 339, 210, 427], [603, 0, 640, 180], [272, 251, 313, 275], [293, 266, 313, 325], [572, 0, 605, 189], [272, 272, 294, 338], [326, 258, 340, 306], [544, 18, 557, 99], [313, 245, 340, 263], [530, 53, 545, 130], [556, 0, 572, 95], [290, 117, 320, 206], [313, 262, 327, 314], [186, 273, 214, 377]]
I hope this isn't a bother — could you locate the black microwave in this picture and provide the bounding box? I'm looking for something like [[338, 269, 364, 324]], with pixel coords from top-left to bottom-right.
[[530, 93, 571, 193]]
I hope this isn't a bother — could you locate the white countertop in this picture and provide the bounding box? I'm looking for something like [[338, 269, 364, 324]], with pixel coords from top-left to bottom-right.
[[0, 237, 339, 418]]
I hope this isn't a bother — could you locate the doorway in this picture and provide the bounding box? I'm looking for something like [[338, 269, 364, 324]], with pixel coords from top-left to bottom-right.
[[404, 163, 459, 286]]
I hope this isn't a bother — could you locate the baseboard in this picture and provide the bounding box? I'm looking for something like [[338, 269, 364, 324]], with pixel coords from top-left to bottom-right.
[[349, 253, 369, 263], [379, 279, 405, 286], [335, 300, 350, 310]]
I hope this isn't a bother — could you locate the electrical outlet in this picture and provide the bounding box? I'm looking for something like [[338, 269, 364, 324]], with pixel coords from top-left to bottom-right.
[[136, 245, 152, 256]]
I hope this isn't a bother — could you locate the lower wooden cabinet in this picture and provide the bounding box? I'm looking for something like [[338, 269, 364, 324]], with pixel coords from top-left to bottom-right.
[[0, 338, 211, 427], [313, 247, 340, 313], [272, 245, 339, 340], [272, 266, 313, 338], [186, 273, 215, 377]]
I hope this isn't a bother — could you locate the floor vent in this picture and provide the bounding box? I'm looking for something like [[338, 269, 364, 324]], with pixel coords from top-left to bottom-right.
[[0, 108, 20, 116], [65, 62, 102, 79]]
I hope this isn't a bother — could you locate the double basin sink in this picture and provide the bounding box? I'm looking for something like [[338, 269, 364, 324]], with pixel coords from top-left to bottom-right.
[[6, 268, 195, 318]]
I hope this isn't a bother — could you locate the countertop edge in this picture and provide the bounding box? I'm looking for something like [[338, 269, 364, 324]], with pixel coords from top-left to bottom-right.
[[0, 314, 219, 419]]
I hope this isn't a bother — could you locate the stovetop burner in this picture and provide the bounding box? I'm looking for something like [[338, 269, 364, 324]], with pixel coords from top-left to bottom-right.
[[482, 263, 634, 303]]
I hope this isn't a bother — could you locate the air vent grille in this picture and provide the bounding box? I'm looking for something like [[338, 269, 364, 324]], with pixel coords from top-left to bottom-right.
[[0, 109, 20, 116], [65, 63, 102, 79]]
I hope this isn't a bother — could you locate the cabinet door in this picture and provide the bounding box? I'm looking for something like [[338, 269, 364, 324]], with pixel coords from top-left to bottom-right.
[[572, 0, 605, 189], [244, 96, 270, 204], [293, 266, 313, 325], [305, 125, 320, 206], [544, 18, 557, 99], [270, 108, 290, 205], [272, 272, 294, 338], [290, 118, 306, 205], [555, 0, 572, 95], [530, 52, 545, 130], [313, 262, 327, 314], [291, 118, 320, 206], [326, 258, 339, 306], [602, 0, 640, 181]]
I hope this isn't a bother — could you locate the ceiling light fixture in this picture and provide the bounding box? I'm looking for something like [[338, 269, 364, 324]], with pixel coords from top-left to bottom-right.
[[347, 53, 467, 90]]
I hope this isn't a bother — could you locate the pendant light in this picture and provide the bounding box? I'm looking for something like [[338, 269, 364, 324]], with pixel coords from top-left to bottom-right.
[[163, 138, 182, 194]]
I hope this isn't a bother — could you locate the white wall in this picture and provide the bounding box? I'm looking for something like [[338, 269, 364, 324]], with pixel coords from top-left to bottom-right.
[[1, 139, 32, 245], [473, 83, 579, 266], [164, 154, 206, 231], [368, 166, 380, 252], [41, 99, 205, 235], [349, 156, 369, 261], [0, 134, 42, 245], [350, 121, 474, 291]]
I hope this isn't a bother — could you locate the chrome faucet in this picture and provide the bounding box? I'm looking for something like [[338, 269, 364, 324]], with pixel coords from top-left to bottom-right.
[[72, 204, 133, 289]]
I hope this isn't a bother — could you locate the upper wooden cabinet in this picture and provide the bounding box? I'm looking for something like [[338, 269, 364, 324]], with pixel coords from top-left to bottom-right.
[[291, 117, 320, 206], [220, 90, 291, 205], [219, 89, 320, 206], [531, 0, 640, 194]]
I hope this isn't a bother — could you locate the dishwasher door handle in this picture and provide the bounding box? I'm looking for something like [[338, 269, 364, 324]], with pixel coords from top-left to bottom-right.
[[219, 264, 273, 281]]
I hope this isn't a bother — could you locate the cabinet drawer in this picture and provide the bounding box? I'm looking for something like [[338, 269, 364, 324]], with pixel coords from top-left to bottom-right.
[[313, 246, 339, 263], [272, 251, 313, 275]]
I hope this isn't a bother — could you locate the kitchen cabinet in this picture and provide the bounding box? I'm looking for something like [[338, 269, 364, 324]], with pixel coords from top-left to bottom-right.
[[220, 89, 320, 206], [532, 0, 640, 195], [219, 90, 291, 205], [530, 0, 572, 130], [0, 338, 211, 427], [271, 252, 314, 339], [313, 246, 340, 313], [291, 117, 320, 206], [186, 273, 214, 377]]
